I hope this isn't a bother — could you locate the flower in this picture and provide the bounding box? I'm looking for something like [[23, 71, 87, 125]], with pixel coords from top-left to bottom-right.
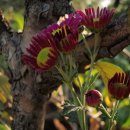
[[77, 7, 115, 31], [85, 89, 103, 107], [23, 32, 58, 73], [43, 23, 59, 34], [60, 13, 82, 32], [50, 13, 82, 53], [108, 73, 130, 100]]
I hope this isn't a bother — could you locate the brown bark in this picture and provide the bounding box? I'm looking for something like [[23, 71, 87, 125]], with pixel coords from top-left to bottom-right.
[[0, 1, 130, 130]]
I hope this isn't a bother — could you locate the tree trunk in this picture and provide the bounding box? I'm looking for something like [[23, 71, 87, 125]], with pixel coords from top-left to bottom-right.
[[11, 1, 73, 130], [0, 1, 130, 130], [1, 1, 73, 130]]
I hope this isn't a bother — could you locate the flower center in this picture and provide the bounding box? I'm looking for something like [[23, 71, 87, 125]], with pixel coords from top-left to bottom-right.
[[113, 83, 127, 88], [93, 18, 100, 23], [37, 47, 53, 67], [52, 25, 71, 39], [52, 28, 62, 36]]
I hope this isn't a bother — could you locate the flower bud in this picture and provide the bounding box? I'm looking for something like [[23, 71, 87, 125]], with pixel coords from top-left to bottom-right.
[[85, 89, 103, 107], [108, 73, 130, 100]]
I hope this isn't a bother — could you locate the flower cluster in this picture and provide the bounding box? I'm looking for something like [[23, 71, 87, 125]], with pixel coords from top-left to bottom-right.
[[23, 7, 115, 72], [22, 5, 130, 130], [51, 13, 81, 52], [23, 13, 81, 72]]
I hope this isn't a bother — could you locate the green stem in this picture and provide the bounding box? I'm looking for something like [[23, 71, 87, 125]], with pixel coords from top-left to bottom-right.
[[82, 95, 87, 130], [99, 104, 111, 119], [68, 54, 73, 74], [67, 82, 82, 106], [83, 33, 100, 94], [72, 58, 88, 130], [83, 56, 94, 93], [108, 100, 120, 130], [55, 66, 69, 82], [83, 34, 93, 58], [67, 82, 84, 130], [93, 32, 100, 57], [58, 52, 90, 130]]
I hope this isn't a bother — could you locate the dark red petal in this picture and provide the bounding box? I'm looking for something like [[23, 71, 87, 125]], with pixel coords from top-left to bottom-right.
[[121, 73, 125, 83]]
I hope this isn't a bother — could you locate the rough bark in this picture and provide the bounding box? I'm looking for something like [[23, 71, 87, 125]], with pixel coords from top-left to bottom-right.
[[0, 1, 130, 130]]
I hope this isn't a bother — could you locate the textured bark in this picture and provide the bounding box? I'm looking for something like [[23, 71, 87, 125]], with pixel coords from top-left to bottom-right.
[[0, 1, 130, 130]]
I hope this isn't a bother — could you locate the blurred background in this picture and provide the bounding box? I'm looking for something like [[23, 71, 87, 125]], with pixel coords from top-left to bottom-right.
[[0, 0, 130, 130]]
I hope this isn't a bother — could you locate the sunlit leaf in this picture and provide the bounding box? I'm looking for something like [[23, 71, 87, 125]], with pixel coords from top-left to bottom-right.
[[0, 73, 9, 86], [0, 93, 7, 103], [0, 124, 11, 130], [105, 96, 113, 107], [4, 11, 24, 31], [1, 111, 10, 120], [101, 87, 112, 107], [94, 61, 124, 87], [0, 124, 7, 130], [0, 72, 11, 103], [0, 84, 11, 99], [74, 73, 84, 87]]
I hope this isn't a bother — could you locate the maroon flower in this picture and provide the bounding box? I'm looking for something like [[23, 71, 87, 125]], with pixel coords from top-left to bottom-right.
[[50, 13, 82, 53], [85, 89, 103, 107], [43, 23, 59, 34], [22, 32, 58, 73], [60, 13, 82, 32], [77, 7, 115, 31], [108, 73, 130, 100]]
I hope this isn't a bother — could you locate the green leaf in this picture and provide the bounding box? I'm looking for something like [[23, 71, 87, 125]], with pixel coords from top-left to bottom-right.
[[62, 100, 81, 123], [73, 73, 84, 87], [63, 100, 82, 114], [0, 74, 9, 86], [67, 110, 79, 123], [82, 69, 99, 92], [117, 105, 130, 126], [6, 12, 24, 31], [122, 116, 130, 128], [0, 124, 9, 130]]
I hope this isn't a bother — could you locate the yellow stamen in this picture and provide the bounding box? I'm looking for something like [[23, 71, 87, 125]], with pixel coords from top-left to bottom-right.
[[63, 25, 68, 37], [52, 28, 62, 36], [93, 18, 100, 22]]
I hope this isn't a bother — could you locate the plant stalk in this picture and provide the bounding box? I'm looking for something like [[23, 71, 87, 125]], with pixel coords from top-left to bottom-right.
[[108, 100, 120, 130]]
